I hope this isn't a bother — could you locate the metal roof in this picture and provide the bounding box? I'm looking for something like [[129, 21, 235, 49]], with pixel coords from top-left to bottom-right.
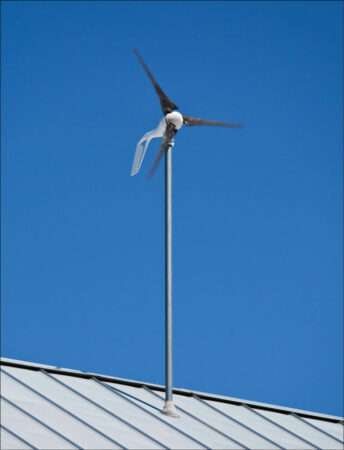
[[1, 358, 343, 450]]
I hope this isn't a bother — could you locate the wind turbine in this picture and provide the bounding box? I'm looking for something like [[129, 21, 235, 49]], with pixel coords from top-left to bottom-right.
[[131, 48, 243, 417]]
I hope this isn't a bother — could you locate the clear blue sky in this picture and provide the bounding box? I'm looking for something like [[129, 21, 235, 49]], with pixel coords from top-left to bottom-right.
[[1, 1, 342, 417]]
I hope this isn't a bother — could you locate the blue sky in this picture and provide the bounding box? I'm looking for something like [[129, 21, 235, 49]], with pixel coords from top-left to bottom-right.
[[1, 1, 342, 417]]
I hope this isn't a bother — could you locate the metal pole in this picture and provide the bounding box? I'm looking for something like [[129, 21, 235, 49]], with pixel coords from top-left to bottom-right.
[[162, 141, 179, 418]]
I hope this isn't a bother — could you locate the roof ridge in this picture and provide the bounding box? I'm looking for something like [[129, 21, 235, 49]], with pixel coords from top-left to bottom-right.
[[1, 357, 343, 423]]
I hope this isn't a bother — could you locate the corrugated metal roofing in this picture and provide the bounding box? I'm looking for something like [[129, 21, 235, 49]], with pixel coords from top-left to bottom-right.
[[1, 358, 343, 450]]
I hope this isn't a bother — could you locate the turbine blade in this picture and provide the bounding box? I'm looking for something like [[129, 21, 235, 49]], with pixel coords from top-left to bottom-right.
[[183, 114, 243, 128], [134, 48, 178, 116], [148, 123, 177, 179]]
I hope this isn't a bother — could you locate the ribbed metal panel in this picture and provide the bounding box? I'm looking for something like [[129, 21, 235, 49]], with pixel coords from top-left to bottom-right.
[[1, 359, 343, 450]]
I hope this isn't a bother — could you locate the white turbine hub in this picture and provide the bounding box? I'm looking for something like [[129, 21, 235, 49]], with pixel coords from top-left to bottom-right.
[[165, 111, 183, 130]]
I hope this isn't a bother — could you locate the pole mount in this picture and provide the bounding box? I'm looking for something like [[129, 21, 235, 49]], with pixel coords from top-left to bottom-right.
[[162, 400, 180, 418]]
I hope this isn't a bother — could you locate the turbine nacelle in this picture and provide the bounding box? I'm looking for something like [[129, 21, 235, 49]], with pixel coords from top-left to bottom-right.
[[165, 111, 183, 130]]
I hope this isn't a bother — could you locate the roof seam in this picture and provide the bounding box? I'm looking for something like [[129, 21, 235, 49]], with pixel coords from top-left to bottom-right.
[[41, 369, 167, 450], [192, 394, 283, 450], [1, 368, 124, 449], [290, 412, 344, 444], [1, 395, 82, 449], [242, 404, 321, 450], [143, 385, 249, 450], [0, 424, 36, 450], [92, 377, 210, 450]]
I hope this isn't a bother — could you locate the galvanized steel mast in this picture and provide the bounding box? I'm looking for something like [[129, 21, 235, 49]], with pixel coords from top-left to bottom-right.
[[162, 141, 179, 418]]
